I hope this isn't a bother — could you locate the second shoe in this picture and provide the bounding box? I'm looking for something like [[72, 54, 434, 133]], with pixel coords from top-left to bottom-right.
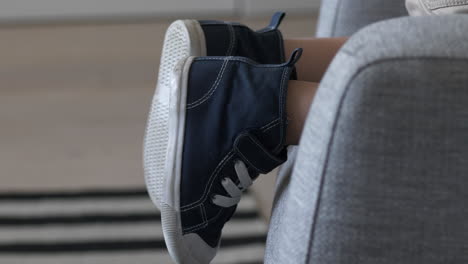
[[145, 12, 287, 211], [148, 48, 303, 263]]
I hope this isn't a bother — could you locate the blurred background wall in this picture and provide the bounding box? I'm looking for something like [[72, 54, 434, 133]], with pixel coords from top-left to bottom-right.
[[0, 0, 320, 23], [0, 0, 319, 194], [0, 1, 321, 263], [0, 0, 321, 221]]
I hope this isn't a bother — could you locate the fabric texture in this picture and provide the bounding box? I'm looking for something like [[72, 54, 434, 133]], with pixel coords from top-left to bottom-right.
[[275, 0, 409, 207], [316, 0, 408, 37], [267, 0, 409, 260], [201, 20, 286, 64], [181, 55, 296, 247], [266, 15, 468, 264], [406, 0, 468, 16]]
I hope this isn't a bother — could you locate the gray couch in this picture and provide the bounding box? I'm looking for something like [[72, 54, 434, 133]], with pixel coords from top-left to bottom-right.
[[316, 0, 407, 37], [265, 2, 468, 263]]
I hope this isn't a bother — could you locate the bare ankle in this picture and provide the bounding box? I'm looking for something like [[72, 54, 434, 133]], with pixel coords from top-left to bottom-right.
[[285, 80, 319, 145]]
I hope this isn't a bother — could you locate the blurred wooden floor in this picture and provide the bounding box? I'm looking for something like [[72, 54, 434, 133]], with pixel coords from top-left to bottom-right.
[[0, 16, 316, 191]]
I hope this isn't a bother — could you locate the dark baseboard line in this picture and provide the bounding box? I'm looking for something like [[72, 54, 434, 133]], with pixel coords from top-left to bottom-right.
[[0, 188, 251, 201], [0, 235, 267, 253], [0, 210, 259, 226], [0, 188, 149, 201]]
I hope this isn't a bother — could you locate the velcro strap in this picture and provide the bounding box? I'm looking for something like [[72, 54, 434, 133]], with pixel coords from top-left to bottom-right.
[[233, 132, 286, 174]]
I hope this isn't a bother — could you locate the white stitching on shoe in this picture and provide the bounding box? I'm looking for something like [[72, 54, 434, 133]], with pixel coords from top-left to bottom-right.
[[183, 219, 207, 232], [196, 56, 285, 67], [183, 209, 223, 233], [180, 117, 282, 212], [260, 118, 280, 132], [272, 67, 289, 154], [181, 118, 284, 232], [186, 58, 230, 110], [180, 205, 206, 232], [180, 151, 235, 211], [226, 24, 235, 56], [180, 123, 279, 213], [233, 133, 283, 173], [240, 133, 284, 162], [180, 65, 289, 213], [212, 161, 250, 207], [235, 147, 267, 173]]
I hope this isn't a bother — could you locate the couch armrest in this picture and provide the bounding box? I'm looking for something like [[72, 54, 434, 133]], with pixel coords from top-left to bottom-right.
[[266, 15, 468, 264], [316, 0, 408, 37]]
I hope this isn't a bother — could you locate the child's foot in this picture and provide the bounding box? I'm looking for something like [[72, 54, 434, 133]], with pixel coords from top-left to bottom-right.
[[145, 48, 302, 263], [145, 14, 287, 201]]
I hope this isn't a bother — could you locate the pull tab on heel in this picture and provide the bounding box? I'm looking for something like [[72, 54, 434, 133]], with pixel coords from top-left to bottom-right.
[[286, 48, 303, 80], [258, 11, 286, 32], [286, 48, 303, 66]]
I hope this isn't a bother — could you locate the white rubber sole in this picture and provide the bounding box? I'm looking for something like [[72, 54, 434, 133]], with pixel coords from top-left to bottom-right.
[[143, 20, 216, 263], [144, 20, 206, 209]]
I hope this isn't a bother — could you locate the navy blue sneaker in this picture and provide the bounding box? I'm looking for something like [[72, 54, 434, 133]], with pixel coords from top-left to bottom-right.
[[198, 12, 286, 64], [144, 13, 286, 148], [145, 13, 287, 212], [144, 12, 289, 261], [145, 48, 302, 263]]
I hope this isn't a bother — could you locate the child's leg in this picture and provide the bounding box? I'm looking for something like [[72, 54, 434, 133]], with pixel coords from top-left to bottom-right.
[[283, 38, 347, 145], [284, 38, 348, 82], [286, 80, 319, 145]]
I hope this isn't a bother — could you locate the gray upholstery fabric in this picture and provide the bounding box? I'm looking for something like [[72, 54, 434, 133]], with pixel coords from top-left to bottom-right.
[[265, 15, 468, 264], [406, 0, 468, 16], [269, 0, 412, 260], [316, 0, 408, 37], [275, 0, 409, 206], [270, 0, 413, 257]]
